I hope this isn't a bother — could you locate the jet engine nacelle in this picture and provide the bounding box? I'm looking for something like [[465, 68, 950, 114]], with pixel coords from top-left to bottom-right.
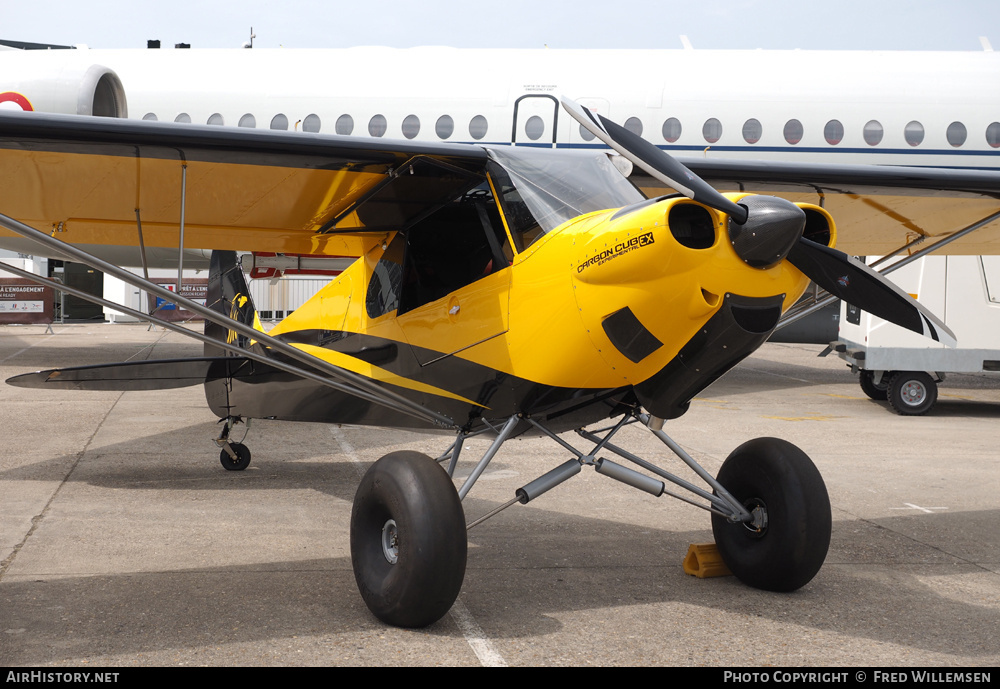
[[0, 52, 127, 117]]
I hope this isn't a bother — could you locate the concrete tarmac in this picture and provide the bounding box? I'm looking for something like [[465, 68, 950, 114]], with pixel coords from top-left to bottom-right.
[[1, 323, 997, 667]]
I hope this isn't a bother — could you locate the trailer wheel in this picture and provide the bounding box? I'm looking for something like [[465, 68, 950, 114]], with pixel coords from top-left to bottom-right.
[[887, 371, 937, 416], [859, 370, 889, 401]]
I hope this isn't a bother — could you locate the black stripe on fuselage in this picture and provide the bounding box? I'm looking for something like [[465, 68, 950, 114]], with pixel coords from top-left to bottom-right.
[[224, 329, 632, 433]]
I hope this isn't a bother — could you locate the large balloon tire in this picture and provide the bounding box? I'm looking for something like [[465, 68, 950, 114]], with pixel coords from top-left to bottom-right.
[[711, 438, 831, 592], [350, 451, 467, 628]]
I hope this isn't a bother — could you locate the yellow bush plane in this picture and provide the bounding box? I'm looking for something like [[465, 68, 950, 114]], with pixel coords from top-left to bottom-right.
[[0, 99, 990, 628]]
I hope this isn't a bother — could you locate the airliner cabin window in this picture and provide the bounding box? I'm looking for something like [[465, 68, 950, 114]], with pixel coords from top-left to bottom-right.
[[624, 117, 643, 137], [335, 114, 353, 135], [174, 113, 191, 123], [703, 118, 722, 144], [369, 114, 387, 137], [402, 115, 420, 139], [662, 118, 682, 143], [435, 115, 454, 139], [207, 113, 224, 126], [742, 119, 762, 144], [947, 121, 967, 147], [270, 114, 289, 130], [824, 120, 844, 145], [904, 121, 924, 146], [863, 120, 883, 146], [303, 114, 322, 133], [579, 124, 596, 141], [524, 116, 545, 141], [783, 119, 803, 145], [239, 113, 256, 128], [469, 115, 488, 140], [142, 113, 158, 121], [987, 122, 1000, 148]]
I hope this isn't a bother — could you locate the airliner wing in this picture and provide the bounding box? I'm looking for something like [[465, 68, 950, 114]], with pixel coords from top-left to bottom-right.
[[0, 111, 488, 259], [650, 159, 1000, 256]]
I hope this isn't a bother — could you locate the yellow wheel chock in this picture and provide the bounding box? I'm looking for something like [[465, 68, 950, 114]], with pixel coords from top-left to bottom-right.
[[683, 543, 733, 579]]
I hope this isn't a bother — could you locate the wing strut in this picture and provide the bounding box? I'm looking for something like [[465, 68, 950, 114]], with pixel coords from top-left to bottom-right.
[[0, 212, 457, 429], [0, 258, 452, 425], [176, 162, 188, 296]]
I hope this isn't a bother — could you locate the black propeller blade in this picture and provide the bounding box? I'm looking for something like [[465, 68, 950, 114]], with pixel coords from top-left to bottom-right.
[[561, 97, 749, 223], [560, 96, 957, 347], [788, 239, 955, 346]]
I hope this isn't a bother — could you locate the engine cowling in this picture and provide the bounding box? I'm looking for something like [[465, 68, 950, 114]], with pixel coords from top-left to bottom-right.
[[0, 51, 127, 117]]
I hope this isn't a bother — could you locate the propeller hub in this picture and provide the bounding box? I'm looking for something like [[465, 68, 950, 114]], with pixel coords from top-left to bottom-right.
[[727, 196, 806, 269]]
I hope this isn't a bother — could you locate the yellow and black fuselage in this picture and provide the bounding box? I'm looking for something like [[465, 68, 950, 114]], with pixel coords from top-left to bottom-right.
[[213, 148, 829, 433]]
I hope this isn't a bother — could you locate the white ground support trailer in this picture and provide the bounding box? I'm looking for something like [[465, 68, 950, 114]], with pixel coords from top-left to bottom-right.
[[831, 255, 1000, 415]]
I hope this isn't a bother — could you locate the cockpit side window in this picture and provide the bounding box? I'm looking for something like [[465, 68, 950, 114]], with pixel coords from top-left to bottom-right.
[[365, 182, 511, 319], [365, 235, 404, 319], [398, 183, 509, 314], [487, 161, 545, 252]]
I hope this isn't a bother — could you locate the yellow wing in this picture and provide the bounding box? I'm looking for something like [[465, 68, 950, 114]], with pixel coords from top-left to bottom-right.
[[0, 111, 488, 259], [4, 111, 1000, 261], [653, 159, 1000, 256]]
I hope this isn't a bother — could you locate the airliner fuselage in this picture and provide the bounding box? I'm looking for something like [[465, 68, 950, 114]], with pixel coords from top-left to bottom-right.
[[3, 47, 999, 169]]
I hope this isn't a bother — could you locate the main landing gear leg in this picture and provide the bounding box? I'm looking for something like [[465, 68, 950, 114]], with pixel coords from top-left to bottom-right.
[[583, 415, 831, 591], [214, 416, 251, 471], [350, 410, 833, 628], [576, 414, 831, 592]]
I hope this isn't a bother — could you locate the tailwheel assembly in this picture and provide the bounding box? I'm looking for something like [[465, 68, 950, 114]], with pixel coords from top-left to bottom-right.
[[219, 442, 251, 471], [215, 416, 252, 471]]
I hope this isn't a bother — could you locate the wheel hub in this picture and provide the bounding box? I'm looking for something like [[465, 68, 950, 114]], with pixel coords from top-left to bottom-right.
[[381, 519, 399, 564], [742, 499, 768, 537], [900, 380, 926, 406]]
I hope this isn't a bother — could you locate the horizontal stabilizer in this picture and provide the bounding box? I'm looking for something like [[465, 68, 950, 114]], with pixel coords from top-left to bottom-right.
[[6, 357, 253, 391]]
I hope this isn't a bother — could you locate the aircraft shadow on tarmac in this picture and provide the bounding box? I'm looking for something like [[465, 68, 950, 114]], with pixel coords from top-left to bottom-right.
[[0, 340, 201, 371], [1, 424, 997, 664], [0, 506, 996, 665]]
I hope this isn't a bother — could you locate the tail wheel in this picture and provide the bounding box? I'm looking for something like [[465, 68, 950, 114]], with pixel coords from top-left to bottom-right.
[[219, 442, 251, 471], [859, 370, 889, 401], [887, 371, 937, 416], [350, 451, 467, 628], [711, 438, 831, 592]]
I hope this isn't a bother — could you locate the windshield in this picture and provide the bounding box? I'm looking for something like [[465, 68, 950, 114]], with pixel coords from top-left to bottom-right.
[[487, 147, 644, 249]]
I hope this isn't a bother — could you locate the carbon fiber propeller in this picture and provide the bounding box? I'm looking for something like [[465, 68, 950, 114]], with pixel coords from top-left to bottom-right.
[[561, 97, 956, 346]]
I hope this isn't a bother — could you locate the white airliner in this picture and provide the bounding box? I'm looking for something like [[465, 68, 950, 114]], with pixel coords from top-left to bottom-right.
[[2, 44, 1000, 274], [3, 45, 1000, 169]]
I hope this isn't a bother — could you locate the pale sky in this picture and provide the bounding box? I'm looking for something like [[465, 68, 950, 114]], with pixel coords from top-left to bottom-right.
[[2, 0, 998, 51]]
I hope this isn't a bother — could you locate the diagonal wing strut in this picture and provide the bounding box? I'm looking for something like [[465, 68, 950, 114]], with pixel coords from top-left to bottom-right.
[[0, 212, 456, 429]]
